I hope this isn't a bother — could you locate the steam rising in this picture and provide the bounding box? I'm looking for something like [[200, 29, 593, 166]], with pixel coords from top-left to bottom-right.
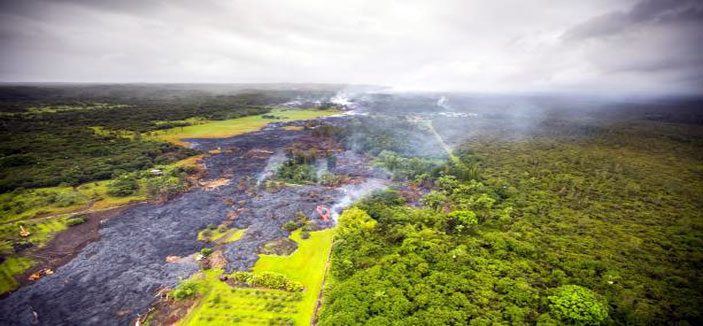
[[256, 150, 286, 186], [330, 178, 388, 222]]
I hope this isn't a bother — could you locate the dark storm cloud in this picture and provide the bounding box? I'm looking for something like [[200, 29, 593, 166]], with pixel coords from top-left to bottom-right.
[[0, 0, 701, 95]]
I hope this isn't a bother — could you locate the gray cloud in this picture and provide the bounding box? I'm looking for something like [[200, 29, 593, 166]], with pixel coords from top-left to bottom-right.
[[0, 0, 701, 95], [564, 0, 702, 40]]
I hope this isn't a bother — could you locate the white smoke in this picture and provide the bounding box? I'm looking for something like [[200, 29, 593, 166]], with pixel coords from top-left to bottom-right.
[[437, 96, 450, 110], [256, 150, 286, 186], [330, 178, 388, 223], [315, 159, 329, 180], [331, 92, 353, 108]]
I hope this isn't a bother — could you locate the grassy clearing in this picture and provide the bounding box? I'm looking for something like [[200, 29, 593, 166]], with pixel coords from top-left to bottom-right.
[[0, 216, 72, 253], [175, 269, 301, 326], [148, 109, 337, 146], [281, 126, 305, 131], [177, 228, 335, 326], [0, 180, 146, 225], [224, 229, 246, 243], [0, 216, 69, 294], [252, 228, 335, 325], [197, 228, 245, 243], [0, 256, 36, 294]]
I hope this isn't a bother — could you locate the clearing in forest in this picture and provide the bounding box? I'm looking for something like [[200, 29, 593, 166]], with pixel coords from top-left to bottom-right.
[[176, 228, 335, 326], [150, 109, 338, 146]]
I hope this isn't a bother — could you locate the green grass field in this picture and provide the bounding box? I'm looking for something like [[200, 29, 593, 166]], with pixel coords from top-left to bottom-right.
[[198, 228, 246, 244], [177, 228, 335, 326], [224, 229, 246, 243], [253, 229, 335, 326], [149, 109, 337, 146], [0, 255, 36, 294]]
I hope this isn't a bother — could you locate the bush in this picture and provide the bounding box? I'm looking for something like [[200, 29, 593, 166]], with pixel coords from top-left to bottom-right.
[[106, 175, 138, 197], [231, 271, 254, 283], [548, 285, 608, 325], [444, 210, 478, 234], [170, 281, 198, 299], [301, 230, 310, 239], [146, 176, 187, 200], [282, 221, 298, 232], [66, 216, 88, 226], [294, 211, 308, 225], [54, 191, 88, 207], [228, 271, 304, 292], [200, 248, 213, 257]]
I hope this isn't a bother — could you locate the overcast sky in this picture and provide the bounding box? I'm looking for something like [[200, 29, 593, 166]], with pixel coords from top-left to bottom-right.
[[1, 0, 701, 95]]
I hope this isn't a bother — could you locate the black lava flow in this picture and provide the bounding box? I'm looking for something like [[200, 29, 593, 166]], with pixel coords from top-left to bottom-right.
[[0, 117, 367, 326]]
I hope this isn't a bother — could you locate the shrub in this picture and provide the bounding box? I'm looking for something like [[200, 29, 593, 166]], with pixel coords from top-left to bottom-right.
[[146, 176, 187, 200], [170, 281, 198, 299], [231, 271, 253, 283], [106, 175, 138, 197], [282, 221, 298, 232], [54, 191, 88, 207], [66, 216, 88, 226], [200, 248, 213, 257], [228, 271, 304, 292], [444, 210, 478, 234], [294, 211, 309, 225], [301, 230, 310, 239], [284, 281, 304, 292], [548, 285, 608, 325]]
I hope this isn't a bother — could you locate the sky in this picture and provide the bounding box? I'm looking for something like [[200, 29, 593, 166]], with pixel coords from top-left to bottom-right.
[[0, 0, 701, 95]]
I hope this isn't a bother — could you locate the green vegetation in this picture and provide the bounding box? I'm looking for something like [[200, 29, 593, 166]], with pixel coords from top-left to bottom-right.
[[106, 174, 139, 197], [0, 126, 196, 192], [150, 109, 337, 146], [66, 215, 88, 226], [170, 280, 199, 300], [230, 271, 304, 292], [0, 256, 36, 294], [254, 229, 335, 325], [198, 226, 245, 244], [224, 229, 246, 243], [178, 228, 335, 326], [175, 270, 302, 326], [275, 159, 318, 184], [548, 285, 609, 326], [0, 217, 71, 254], [0, 84, 336, 192], [0, 215, 73, 294], [281, 221, 299, 232], [320, 120, 703, 325], [0, 157, 198, 294]]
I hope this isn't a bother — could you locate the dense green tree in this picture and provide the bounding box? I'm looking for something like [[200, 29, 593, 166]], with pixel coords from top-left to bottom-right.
[[106, 174, 138, 197], [444, 210, 477, 234], [548, 285, 608, 325]]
